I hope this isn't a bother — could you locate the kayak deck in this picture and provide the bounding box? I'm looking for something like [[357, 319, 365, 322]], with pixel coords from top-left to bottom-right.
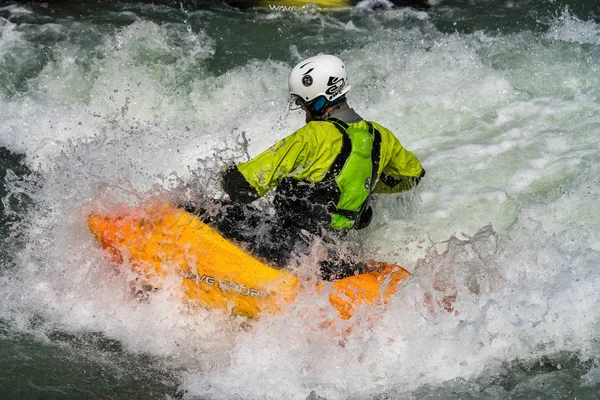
[[88, 203, 410, 320]]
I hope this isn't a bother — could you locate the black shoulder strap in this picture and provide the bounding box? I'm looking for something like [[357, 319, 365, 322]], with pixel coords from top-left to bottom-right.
[[327, 117, 349, 130], [323, 118, 352, 181], [367, 121, 382, 189]]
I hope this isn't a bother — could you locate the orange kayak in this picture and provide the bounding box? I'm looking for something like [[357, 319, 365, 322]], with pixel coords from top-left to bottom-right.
[[87, 203, 410, 320]]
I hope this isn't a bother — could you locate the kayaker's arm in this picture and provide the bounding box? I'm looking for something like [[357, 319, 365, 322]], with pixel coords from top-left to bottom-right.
[[373, 129, 425, 194], [221, 130, 309, 203]]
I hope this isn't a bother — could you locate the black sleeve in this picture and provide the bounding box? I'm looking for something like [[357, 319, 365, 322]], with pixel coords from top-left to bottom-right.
[[379, 167, 426, 190], [221, 165, 260, 204]]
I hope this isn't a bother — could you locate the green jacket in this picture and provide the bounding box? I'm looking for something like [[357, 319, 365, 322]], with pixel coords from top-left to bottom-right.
[[222, 119, 424, 229], [239, 120, 422, 192]]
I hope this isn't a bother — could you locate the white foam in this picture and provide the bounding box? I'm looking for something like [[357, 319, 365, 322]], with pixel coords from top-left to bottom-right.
[[0, 4, 33, 16], [547, 8, 600, 46]]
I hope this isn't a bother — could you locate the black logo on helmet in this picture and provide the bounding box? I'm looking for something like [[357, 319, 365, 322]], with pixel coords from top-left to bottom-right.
[[302, 75, 313, 87], [325, 76, 346, 97]]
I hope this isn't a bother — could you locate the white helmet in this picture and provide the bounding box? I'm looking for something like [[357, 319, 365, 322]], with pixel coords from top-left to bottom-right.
[[288, 54, 351, 115]]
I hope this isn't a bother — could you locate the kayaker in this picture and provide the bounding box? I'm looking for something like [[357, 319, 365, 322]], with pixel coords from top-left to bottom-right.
[[204, 55, 425, 280]]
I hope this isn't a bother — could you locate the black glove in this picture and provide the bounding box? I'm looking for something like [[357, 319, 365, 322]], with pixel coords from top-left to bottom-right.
[[221, 165, 260, 204]]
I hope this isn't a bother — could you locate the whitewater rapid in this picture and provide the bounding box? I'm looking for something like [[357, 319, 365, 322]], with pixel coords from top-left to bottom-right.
[[1, 3, 599, 398]]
